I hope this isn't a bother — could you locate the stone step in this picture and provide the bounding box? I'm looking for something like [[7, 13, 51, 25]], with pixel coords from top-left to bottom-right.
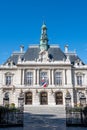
[[24, 106, 66, 117]]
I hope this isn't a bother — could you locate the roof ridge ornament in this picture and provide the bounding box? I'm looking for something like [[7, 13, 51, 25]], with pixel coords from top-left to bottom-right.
[[39, 22, 49, 51]]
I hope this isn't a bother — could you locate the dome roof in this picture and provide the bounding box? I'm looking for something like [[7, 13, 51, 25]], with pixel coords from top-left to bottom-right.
[[41, 23, 47, 29]]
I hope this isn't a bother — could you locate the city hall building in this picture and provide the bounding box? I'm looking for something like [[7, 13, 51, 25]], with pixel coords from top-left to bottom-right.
[[0, 23, 87, 108]]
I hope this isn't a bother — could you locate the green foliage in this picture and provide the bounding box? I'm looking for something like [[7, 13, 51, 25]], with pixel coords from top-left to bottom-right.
[[72, 107, 82, 112], [5, 104, 9, 108], [10, 103, 15, 108], [0, 105, 20, 112]]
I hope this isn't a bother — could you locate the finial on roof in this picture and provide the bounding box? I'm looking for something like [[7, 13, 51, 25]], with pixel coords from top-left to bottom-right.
[[41, 21, 47, 29], [65, 44, 68, 53], [40, 22, 49, 51]]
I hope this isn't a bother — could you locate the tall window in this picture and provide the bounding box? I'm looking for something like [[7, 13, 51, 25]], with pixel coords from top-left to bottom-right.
[[40, 72, 48, 85], [54, 72, 62, 85], [25, 72, 33, 85], [6, 76, 11, 85], [77, 75, 82, 86]]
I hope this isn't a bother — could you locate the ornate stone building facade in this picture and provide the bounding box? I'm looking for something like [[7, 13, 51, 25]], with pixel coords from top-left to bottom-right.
[[0, 23, 87, 107]]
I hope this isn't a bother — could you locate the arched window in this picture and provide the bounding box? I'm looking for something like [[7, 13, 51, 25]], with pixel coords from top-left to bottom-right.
[[55, 92, 63, 105], [40, 92, 48, 105], [25, 92, 32, 105]]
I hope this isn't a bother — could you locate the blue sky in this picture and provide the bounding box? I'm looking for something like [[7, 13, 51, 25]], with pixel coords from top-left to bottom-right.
[[0, 0, 87, 64]]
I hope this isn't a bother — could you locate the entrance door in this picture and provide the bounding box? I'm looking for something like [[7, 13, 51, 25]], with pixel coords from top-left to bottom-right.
[[40, 92, 48, 105], [25, 92, 32, 105], [55, 92, 63, 105]]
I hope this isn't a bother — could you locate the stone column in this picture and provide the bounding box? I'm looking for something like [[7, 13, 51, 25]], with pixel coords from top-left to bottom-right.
[[67, 69, 72, 85], [3, 73, 5, 85], [52, 69, 54, 85], [49, 69, 51, 85], [34, 69, 36, 85], [63, 69, 65, 85], [22, 69, 24, 85], [37, 69, 39, 85]]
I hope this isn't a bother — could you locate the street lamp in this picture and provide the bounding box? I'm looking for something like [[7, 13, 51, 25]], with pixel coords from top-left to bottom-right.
[[65, 96, 71, 108], [18, 89, 24, 111], [3, 92, 9, 107], [80, 97, 86, 107], [3, 97, 9, 107], [65, 89, 71, 108]]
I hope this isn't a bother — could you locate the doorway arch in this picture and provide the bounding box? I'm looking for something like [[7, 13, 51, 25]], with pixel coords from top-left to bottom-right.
[[40, 92, 48, 105], [55, 91, 63, 105], [25, 91, 32, 105]]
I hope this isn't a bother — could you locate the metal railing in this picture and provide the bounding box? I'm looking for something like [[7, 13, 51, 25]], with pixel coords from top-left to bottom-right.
[[0, 106, 23, 127], [66, 107, 87, 127]]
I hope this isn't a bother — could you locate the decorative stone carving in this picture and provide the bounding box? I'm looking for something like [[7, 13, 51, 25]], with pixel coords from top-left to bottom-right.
[[38, 50, 50, 62]]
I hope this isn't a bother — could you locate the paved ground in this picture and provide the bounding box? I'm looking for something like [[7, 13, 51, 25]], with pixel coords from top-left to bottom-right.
[[0, 106, 87, 130]]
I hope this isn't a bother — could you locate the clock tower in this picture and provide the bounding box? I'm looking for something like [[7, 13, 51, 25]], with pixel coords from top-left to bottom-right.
[[39, 22, 49, 51]]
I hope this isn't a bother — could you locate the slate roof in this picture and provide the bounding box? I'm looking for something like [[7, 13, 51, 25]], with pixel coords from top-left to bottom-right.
[[3, 45, 84, 65], [23, 47, 40, 61], [4, 53, 24, 65], [67, 54, 84, 65]]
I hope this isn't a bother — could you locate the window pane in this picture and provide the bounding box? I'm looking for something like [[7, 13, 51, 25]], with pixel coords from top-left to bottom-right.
[[55, 72, 62, 85], [77, 75, 82, 86], [25, 72, 33, 85], [40, 72, 48, 85], [6, 76, 11, 85]]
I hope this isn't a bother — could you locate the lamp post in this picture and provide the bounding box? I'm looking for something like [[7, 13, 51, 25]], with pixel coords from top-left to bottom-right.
[[18, 89, 24, 111], [3, 97, 9, 107], [80, 97, 86, 107], [3, 92, 9, 107], [65, 96, 71, 108]]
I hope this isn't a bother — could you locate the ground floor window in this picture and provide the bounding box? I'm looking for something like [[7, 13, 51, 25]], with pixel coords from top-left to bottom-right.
[[55, 92, 63, 105], [25, 92, 32, 105], [40, 92, 48, 105]]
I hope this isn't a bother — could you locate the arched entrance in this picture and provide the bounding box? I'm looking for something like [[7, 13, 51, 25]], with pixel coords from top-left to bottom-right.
[[55, 92, 63, 105], [25, 92, 32, 105], [40, 92, 48, 105]]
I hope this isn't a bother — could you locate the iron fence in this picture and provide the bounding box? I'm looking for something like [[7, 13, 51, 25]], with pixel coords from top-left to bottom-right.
[[0, 107, 23, 127], [66, 107, 87, 127]]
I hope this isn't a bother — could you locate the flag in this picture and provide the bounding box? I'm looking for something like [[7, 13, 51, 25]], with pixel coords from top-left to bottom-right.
[[41, 78, 45, 85], [41, 78, 48, 88], [43, 82, 48, 88]]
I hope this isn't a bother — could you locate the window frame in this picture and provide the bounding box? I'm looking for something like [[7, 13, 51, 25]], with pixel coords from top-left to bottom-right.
[[54, 71, 62, 86], [40, 71, 49, 85], [25, 71, 33, 85], [5, 72, 13, 86], [76, 72, 84, 86]]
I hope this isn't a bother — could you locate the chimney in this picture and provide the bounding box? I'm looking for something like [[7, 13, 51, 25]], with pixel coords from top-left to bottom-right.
[[65, 45, 68, 53], [20, 45, 24, 53]]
